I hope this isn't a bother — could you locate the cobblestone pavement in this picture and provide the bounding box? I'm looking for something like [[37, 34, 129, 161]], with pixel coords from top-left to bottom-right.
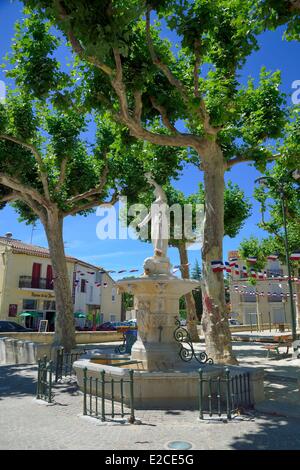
[[1, 363, 300, 450]]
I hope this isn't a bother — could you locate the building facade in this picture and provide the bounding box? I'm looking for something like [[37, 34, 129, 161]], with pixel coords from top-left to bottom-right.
[[228, 250, 300, 327], [0, 235, 121, 329]]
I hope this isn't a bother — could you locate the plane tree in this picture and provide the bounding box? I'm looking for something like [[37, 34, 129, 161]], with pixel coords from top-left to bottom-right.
[[19, 0, 294, 362]]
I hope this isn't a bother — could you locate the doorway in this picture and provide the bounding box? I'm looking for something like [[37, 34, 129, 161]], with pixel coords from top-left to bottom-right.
[[45, 311, 55, 331]]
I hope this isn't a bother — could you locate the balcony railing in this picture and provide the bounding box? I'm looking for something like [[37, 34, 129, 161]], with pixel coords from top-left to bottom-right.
[[19, 276, 53, 290]]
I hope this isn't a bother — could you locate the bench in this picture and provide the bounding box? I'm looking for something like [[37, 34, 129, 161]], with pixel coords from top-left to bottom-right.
[[262, 341, 292, 358]]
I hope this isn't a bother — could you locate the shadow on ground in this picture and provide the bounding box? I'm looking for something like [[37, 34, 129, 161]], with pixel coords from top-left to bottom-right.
[[230, 414, 300, 450], [0, 364, 37, 399]]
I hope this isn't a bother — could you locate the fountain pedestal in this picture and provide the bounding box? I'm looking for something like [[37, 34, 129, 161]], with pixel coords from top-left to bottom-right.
[[118, 275, 200, 371]]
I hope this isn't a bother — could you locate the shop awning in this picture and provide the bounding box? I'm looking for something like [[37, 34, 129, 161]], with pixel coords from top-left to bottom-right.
[[18, 311, 43, 318]]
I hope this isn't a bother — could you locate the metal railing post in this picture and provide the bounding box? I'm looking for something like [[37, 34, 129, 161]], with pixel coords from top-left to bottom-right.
[[198, 368, 203, 420], [37, 359, 41, 399], [48, 360, 53, 403], [83, 367, 87, 415], [101, 370, 105, 422], [225, 368, 232, 420], [129, 370, 135, 423]]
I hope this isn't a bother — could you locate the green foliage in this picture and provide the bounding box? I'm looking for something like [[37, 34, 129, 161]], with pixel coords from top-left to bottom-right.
[[198, 181, 252, 238], [239, 236, 267, 272]]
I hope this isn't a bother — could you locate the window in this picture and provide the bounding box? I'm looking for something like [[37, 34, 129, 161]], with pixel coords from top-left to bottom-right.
[[23, 299, 37, 310], [43, 300, 56, 311], [81, 279, 86, 293], [112, 287, 116, 302], [96, 271, 103, 283], [8, 304, 18, 317], [110, 314, 116, 322]]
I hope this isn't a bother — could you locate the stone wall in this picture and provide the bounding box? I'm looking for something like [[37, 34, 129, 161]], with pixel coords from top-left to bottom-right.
[[0, 330, 123, 344]]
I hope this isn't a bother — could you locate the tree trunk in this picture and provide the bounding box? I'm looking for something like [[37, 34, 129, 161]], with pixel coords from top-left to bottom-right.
[[201, 145, 237, 364], [44, 208, 76, 351], [178, 242, 200, 342]]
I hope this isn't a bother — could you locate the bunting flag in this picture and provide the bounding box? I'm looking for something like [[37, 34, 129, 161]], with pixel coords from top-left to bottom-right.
[[172, 268, 180, 273], [267, 255, 278, 261], [118, 269, 127, 274], [87, 271, 95, 275], [103, 282, 108, 288], [211, 261, 224, 272], [234, 264, 240, 275], [229, 258, 238, 267], [224, 261, 231, 273], [258, 271, 264, 280], [290, 252, 300, 261], [129, 269, 139, 272], [250, 269, 257, 278], [263, 271, 267, 278], [242, 266, 248, 277], [80, 273, 84, 276], [247, 257, 257, 264], [107, 270, 116, 273]]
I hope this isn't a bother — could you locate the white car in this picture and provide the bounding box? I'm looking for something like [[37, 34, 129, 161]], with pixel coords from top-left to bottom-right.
[[228, 319, 242, 325]]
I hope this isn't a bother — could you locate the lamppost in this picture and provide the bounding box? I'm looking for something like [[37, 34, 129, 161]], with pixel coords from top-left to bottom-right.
[[255, 171, 299, 343]]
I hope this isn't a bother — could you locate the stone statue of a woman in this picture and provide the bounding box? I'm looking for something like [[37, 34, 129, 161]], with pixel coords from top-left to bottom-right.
[[138, 173, 171, 275]]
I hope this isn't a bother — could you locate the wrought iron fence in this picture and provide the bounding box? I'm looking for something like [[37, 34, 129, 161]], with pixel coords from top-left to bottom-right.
[[83, 368, 135, 423], [55, 347, 86, 382], [36, 355, 54, 403], [198, 368, 252, 420], [173, 318, 213, 364]]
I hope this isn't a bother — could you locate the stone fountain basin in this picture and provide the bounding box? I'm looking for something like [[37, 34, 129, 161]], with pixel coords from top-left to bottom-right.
[[74, 356, 234, 409], [90, 353, 131, 365]]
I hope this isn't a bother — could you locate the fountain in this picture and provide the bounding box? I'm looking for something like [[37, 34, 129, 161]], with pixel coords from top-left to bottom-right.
[[74, 175, 264, 409]]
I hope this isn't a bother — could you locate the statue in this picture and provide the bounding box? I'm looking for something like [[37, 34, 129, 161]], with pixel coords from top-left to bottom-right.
[[138, 173, 172, 276]]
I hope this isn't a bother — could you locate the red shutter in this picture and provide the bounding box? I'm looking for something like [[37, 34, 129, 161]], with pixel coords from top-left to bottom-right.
[[8, 304, 17, 317], [31, 263, 41, 288], [46, 265, 53, 290]]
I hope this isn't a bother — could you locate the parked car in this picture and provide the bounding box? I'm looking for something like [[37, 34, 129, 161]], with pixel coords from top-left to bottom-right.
[[0, 320, 34, 332], [96, 322, 117, 331], [228, 319, 242, 326]]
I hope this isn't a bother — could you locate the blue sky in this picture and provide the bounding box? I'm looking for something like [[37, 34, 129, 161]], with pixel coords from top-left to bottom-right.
[[0, 1, 299, 278]]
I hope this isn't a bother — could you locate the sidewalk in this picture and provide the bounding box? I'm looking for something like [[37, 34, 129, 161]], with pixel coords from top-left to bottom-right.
[[1, 341, 300, 449]]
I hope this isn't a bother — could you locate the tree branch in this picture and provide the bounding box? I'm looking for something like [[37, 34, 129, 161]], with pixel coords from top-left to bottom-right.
[[65, 190, 118, 216], [145, 9, 190, 106], [56, 0, 113, 76], [145, 8, 211, 131], [133, 90, 143, 122], [0, 192, 20, 203], [150, 96, 178, 134], [0, 172, 48, 207], [226, 152, 281, 169], [0, 134, 50, 200], [68, 162, 109, 205], [57, 158, 68, 190], [194, 39, 201, 99]]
